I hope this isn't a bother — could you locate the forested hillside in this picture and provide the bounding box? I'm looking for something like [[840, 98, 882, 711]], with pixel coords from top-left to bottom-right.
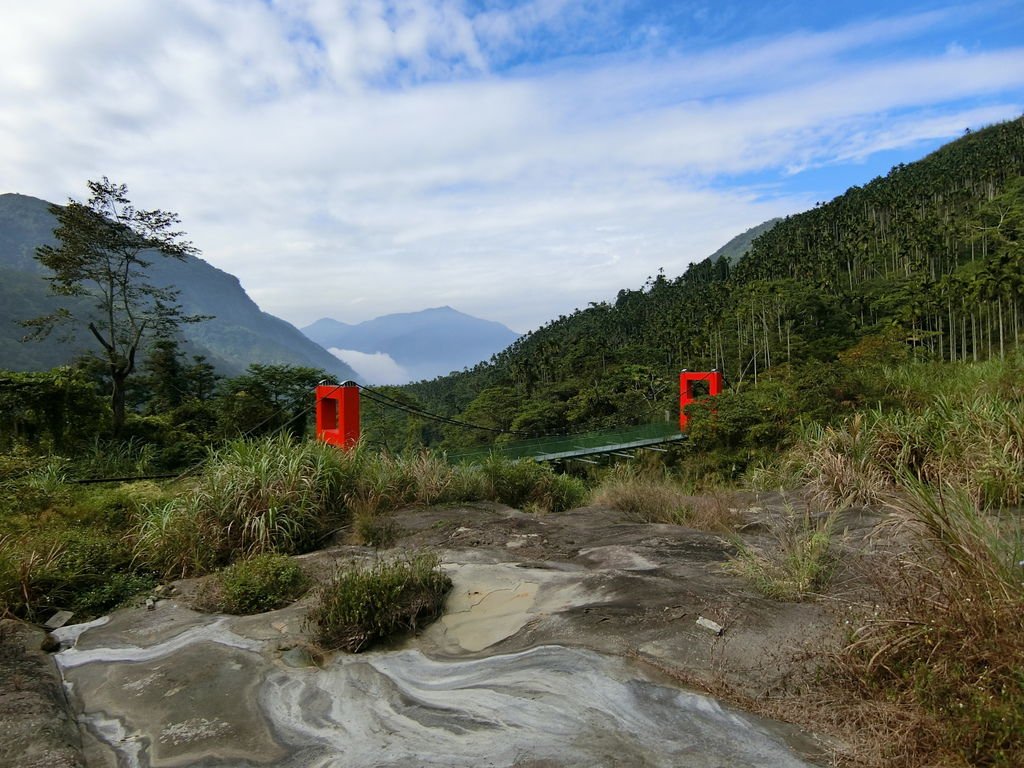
[[405, 118, 1024, 451]]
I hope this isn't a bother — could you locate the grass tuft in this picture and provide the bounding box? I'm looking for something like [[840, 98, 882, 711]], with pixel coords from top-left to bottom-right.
[[725, 507, 838, 601], [194, 553, 309, 615], [305, 552, 451, 652]]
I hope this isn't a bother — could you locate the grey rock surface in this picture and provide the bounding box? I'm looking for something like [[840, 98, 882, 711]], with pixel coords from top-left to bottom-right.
[[0, 619, 84, 768]]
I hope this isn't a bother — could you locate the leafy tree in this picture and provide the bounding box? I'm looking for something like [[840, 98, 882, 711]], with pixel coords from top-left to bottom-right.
[[215, 364, 327, 439], [24, 178, 205, 435], [141, 338, 220, 414]]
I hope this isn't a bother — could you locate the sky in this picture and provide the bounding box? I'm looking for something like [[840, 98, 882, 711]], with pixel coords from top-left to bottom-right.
[[2, 1, 1023, 335]]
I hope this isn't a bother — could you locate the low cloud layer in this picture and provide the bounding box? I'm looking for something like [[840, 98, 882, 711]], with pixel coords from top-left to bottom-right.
[[2, 2, 1022, 332], [329, 348, 409, 386]]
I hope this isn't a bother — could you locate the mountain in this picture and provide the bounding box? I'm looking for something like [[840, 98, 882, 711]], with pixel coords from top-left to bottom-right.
[[302, 307, 520, 384], [0, 193, 357, 380], [404, 117, 1024, 442], [707, 218, 781, 264]]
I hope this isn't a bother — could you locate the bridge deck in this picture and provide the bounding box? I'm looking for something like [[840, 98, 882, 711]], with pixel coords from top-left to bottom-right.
[[533, 433, 686, 462], [447, 423, 687, 464]]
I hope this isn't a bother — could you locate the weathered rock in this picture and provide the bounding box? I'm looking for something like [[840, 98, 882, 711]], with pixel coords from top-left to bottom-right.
[[0, 619, 84, 768]]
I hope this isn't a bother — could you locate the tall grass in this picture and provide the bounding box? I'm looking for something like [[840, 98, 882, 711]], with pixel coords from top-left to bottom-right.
[[835, 480, 1024, 767], [76, 437, 157, 479], [134, 435, 348, 576], [133, 437, 589, 575], [591, 463, 741, 530], [479, 453, 587, 513], [775, 354, 1024, 510]]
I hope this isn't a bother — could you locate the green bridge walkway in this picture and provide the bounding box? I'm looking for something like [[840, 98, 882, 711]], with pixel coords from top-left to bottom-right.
[[447, 421, 686, 464]]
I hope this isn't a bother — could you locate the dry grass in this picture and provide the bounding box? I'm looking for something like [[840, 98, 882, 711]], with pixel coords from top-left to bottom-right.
[[826, 481, 1024, 767], [591, 465, 741, 531]]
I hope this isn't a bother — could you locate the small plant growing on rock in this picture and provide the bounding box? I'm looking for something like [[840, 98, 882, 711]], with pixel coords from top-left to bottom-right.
[[196, 554, 309, 615], [725, 507, 838, 601], [305, 552, 451, 652]]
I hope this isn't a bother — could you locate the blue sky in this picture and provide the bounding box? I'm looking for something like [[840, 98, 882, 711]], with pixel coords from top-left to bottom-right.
[[1, 0, 1022, 337]]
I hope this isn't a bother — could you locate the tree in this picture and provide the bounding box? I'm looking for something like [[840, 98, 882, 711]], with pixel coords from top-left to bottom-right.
[[24, 178, 205, 435], [141, 337, 220, 414], [216, 364, 327, 439]]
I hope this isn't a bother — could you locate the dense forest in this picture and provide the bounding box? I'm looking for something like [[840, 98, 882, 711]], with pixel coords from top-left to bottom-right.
[[399, 118, 1024, 461]]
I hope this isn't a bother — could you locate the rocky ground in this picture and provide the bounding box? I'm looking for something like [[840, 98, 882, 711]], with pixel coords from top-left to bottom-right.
[[0, 620, 84, 767], [1, 493, 884, 767]]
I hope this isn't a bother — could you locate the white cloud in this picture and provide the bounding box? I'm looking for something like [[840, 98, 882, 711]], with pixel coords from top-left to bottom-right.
[[1, 2, 1022, 333], [329, 348, 409, 385]]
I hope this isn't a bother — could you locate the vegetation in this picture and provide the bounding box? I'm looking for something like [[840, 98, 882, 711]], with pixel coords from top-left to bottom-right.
[[479, 453, 587, 513], [23, 178, 205, 435], [399, 118, 1024, 461], [836, 482, 1023, 768], [0, 472, 163, 620], [749, 352, 1024, 767], [305, 552, 451, 652], [725, 508, 838, 601], [1, 117, 1023, 766], [591, 463, 741, 530], [0, 433, 597, 619], [194, 553, 309, 615], [133, 435, 348, 577]]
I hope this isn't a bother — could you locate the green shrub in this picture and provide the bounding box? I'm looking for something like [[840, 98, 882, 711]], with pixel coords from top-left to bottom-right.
[[480, 454, 586, 512], [72, 572, 156, 617], [197, 554, 309, 615], [305, 552, 451, 652]]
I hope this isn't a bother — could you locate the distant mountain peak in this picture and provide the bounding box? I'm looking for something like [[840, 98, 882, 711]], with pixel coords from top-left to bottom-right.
[[708, 218, 782, 264], [302, 307, 520, 384]]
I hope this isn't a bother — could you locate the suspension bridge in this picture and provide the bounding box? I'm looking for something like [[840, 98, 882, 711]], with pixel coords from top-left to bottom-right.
[[68, 371, 722, 485], [315, 371, 722, 465]]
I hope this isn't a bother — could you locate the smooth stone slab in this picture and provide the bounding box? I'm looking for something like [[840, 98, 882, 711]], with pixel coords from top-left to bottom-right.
[[57, 611, 816, 768]]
